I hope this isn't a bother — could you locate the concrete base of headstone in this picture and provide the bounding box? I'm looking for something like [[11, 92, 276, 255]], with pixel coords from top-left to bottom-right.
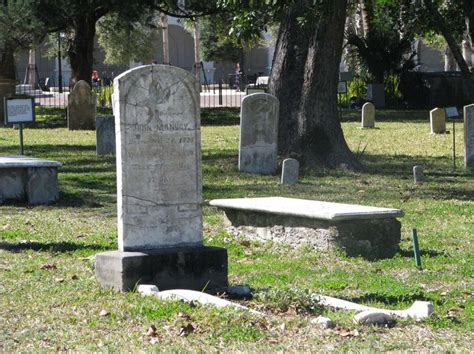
[[96, 115, 116, 155], [95, 246, 228, 293], [222, 210, 400, 259]]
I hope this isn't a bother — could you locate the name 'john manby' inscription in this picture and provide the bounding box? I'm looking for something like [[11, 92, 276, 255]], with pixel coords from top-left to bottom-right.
[[113, 65, 202, 251]]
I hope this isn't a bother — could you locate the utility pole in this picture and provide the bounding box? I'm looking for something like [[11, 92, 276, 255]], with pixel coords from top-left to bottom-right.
[[161, 13, 170, 65], [193, 19, 201, 85]]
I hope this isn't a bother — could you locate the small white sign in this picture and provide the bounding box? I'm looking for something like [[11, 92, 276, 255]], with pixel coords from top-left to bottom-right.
[[445, 106, 459, 118], [4, 98, 35, 124]]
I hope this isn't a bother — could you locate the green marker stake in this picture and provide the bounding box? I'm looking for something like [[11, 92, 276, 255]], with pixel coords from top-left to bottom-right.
[[412, 228, 422, 270]]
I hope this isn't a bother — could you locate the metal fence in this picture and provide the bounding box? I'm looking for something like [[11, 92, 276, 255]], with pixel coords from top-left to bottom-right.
[[15, 78, 267, 109]]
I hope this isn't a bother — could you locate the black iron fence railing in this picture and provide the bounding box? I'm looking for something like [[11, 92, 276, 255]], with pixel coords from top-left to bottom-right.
[[14, 75, 269, 109]]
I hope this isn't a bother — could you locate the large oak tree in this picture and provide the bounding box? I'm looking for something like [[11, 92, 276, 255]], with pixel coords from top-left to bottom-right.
[[269, 0, 358, 168]]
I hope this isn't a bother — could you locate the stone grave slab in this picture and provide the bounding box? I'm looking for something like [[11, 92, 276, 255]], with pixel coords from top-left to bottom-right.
[[67, 80, 96, 130], [0, 156, 61, 204], [239, 93, 279, 174], [96, 115, 116, 155], [281, 158, 299, 185], [95, 65, 227, 292], [210, 197, 403, 259], [463, 104, 474, 169], [361, 102, 375, 128], [430, 107, 446, 134]]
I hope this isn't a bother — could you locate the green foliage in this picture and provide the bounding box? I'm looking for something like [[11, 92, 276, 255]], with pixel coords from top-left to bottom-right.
[[95, 85, 114, 109], [346, 1, 416, 84], [347, 76, 367, 98], [96, 12, 159, 65], [0, 0, 45, 50], [200, 15, 241, 63], [0, 109, 473, 350]]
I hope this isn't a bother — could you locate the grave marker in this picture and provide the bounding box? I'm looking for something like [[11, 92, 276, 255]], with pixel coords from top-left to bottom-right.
[[95, 65, 227, 292], [96, 115, 115, 155], [361, 102, 375, 128], [281, 158, 299, 185], [239, 93, 279, 174], [67, 80, 96, 130], [463, 104, 474, 169], [430, 107, 446, 134]]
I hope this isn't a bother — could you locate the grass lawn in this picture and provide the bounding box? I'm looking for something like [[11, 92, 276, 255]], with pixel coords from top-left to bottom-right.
[[0, 107, 473, 351]]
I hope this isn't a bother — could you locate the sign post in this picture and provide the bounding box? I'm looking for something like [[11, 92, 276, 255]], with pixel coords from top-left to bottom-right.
[[4, 97, 35, 155], [445, 106, 459, 171]]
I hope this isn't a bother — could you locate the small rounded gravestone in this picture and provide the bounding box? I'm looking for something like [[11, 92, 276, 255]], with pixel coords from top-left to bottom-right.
[[413, 165, 425, 183], [281, 158, 299, 185], [361, 102, 375, 128]]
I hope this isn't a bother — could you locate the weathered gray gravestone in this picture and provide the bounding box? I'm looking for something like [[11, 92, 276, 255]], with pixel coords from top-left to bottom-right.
[[239, 93, 279, 174], [413, 165, 425, 183], [96, 115, 115, 155], [95, 65, 227, 292], [463, 104, 474, 169], [281, 158, 299, 185], [67, 80, 96, 130], [430, 107, 446, 134], [361, 102, 375, 128]]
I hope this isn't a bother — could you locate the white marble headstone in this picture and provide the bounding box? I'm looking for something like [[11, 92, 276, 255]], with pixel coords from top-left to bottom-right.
[[239, 93, 279, 174], [430, 107, 446, 134], [113, 65, 202, 251], [463, 104, 474, 169], [361, 102, 375, 128]]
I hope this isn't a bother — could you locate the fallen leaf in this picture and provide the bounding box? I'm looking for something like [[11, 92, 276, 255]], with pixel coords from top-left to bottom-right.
[[177, 312, 192, 320], [40, 264, 57, 270], [446, 307, 463, 317], [71, 275, 79, 280], [335, 328, 359, 337], [2, 224, 10, 230], [178, 323, 194, 337], [239, 240, 251, 247], [150, 337, 159, 345], [54, 277, 65, 283], [99, 309, 110, 317], [284, 305, 298, 316], [145, 325, 157, 337]]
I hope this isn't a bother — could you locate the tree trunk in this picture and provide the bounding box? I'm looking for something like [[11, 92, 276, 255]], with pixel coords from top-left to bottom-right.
[[0, 44, 16, 80], [359, 0, 373, 39], [68, 14, 96, 85], [161, 13, 170, 65], [464, 1, 474, 49], [269, 0, 312, 155], [425, 0, 470, 76], [193, 19, 201, 84], [269, 0, 358, 169]]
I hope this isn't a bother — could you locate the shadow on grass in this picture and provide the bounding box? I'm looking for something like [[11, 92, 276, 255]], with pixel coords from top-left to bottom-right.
[[0, 240, 107, 253], [348, 291, 428, 306], [397, 248, 445, 258], [201, 107, 240, 126]]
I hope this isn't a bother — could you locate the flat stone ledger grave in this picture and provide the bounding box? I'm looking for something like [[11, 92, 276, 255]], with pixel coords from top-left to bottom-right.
[[463, 104, 474, 169], [67, 80, 96, 130], [210, 197, 404, 260], [95, 65, 227, 292], [0, 156, 61, 205], [239, 93, 279, 174]]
